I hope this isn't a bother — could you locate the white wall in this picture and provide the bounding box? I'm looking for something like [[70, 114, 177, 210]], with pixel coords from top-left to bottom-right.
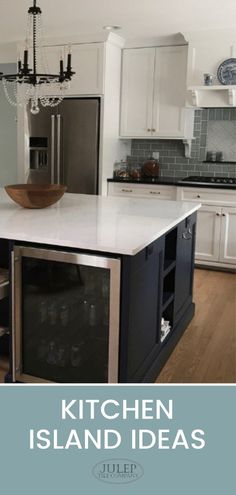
[[0, 62, 17, 186]]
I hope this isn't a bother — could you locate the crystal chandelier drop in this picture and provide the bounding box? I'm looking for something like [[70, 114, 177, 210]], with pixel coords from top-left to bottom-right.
[[0, 0, 75, 114]]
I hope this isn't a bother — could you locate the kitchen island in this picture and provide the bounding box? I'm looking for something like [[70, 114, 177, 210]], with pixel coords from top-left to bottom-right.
[[0, 189, 200, 383]]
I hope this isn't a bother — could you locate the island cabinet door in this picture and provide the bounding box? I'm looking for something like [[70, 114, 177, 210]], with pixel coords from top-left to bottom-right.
[[119, 237, 165, 383], [12, 246, 121, 384], [174, 213, 197, 325]]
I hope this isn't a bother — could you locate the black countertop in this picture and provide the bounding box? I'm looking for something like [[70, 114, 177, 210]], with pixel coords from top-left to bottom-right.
[[107, 177, 236, 190]]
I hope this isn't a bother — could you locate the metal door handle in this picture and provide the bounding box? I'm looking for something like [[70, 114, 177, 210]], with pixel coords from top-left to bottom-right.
[[51, 115, 55, 184], [57, 115, 61, 185]]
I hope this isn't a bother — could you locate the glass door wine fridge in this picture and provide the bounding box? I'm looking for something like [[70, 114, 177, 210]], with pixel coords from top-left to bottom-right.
[[12, 246, 121, 383]]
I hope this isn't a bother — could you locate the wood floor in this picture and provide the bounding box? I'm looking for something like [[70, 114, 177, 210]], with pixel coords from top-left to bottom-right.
[[157, 268, 236, 383], [0, 269, 235, 384], [0, 356, 8, 383]]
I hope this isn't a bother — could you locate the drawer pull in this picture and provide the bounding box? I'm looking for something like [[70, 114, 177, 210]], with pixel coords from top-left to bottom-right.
[[149, 191, 161, 195], [216, 213, 220, 216], [147, 128, 151, 132], [222, 213, 226, 217], [121, 188, 133, 193], [196, 195, 201, 198], [152, 128, 156, 132]]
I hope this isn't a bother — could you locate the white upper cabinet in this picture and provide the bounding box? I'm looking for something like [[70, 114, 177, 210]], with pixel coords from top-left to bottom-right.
[[44, 43, 104, 95], [120, 45, 194, 139], [120, 48, 155, 137], [152, 46, 190, 138]]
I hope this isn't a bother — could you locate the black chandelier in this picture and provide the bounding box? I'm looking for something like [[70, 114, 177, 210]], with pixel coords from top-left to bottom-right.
[[0, 0, 75, 114]]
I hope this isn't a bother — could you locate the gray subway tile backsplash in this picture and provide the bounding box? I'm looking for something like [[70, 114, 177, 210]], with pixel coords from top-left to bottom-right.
[[130, 108, 236, 178]]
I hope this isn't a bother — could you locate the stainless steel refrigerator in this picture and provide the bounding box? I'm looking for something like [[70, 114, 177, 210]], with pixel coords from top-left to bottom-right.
[[27, 98, 100, 194]]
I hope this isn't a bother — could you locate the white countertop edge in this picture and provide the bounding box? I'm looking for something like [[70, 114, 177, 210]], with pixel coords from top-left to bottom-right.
[[0, 203, 201, 256]]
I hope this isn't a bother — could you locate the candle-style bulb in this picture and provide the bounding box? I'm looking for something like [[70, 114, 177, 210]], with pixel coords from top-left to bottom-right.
[[67, 53, 72, 72], [23, 49, 28, 67]]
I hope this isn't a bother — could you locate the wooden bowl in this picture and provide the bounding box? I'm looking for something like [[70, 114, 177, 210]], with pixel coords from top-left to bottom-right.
[[5, 184, 67, 209]]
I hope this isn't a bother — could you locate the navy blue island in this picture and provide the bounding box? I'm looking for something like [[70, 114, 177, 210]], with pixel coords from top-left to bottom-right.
[[0, 189, 200, 383]]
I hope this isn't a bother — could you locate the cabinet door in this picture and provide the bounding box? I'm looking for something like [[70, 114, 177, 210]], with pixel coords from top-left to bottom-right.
[[120, 48, 155, 137], [195, 206, 221, 262], [120, 238, 164, 382], [219, 207, 236, 264], [44, 43, 104, 96], [152, 46, 188, 138], [174, 215, 196, 323]]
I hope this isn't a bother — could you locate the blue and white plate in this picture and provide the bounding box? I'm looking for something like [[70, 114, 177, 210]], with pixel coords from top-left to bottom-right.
[[217, 58, 236, 85]]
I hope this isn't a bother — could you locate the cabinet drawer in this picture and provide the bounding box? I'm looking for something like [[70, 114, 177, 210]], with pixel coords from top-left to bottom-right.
[[108, 183, 176, 200], [180, 187, 236, 206]]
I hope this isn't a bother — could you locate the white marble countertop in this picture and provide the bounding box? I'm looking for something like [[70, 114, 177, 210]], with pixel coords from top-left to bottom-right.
[[0, 189, 200, 255]]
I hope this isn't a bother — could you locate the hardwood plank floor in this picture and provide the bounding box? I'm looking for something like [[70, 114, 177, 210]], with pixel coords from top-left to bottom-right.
[[0, 269, 235, 384], [0, 356, 9, 383], [157, 268, 236, 383]]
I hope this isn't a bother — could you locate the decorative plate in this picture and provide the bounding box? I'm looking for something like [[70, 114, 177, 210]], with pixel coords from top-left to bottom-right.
[[217, 58, 236, 85]]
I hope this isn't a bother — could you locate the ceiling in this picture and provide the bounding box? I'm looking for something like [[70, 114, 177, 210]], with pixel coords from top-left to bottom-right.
[[0, 0, 236, 43]]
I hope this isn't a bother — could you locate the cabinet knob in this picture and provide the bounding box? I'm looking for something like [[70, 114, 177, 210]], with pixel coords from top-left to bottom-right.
[[197, 195, 201, 198], [152, 128, 156, 132], [147, 128, 151, 132], [222, 213, 226, 217], [216, 213, 220, 216]]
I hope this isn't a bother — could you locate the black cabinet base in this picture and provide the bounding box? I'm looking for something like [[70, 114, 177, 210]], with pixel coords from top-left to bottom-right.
[[140, 302, 195, 383]]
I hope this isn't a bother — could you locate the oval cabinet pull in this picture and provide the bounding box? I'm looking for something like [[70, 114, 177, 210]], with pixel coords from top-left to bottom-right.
[[121, 188, 133, 193], [149, 191, 161, 195]]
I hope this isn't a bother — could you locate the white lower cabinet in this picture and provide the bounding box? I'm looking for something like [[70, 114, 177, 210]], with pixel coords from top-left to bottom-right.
[[108, 183, 236, 269], [178, 187, 236, 269], [195, 205, 221, 262], [219, 207, 236, 264]]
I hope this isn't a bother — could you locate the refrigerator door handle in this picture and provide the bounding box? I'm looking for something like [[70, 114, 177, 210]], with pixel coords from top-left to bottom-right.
[[51, 115, 55, 184], [57, 115, 61, 185]]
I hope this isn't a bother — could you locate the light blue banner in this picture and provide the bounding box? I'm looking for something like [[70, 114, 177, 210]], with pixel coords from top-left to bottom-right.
[[0, 385, 235, 494]]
